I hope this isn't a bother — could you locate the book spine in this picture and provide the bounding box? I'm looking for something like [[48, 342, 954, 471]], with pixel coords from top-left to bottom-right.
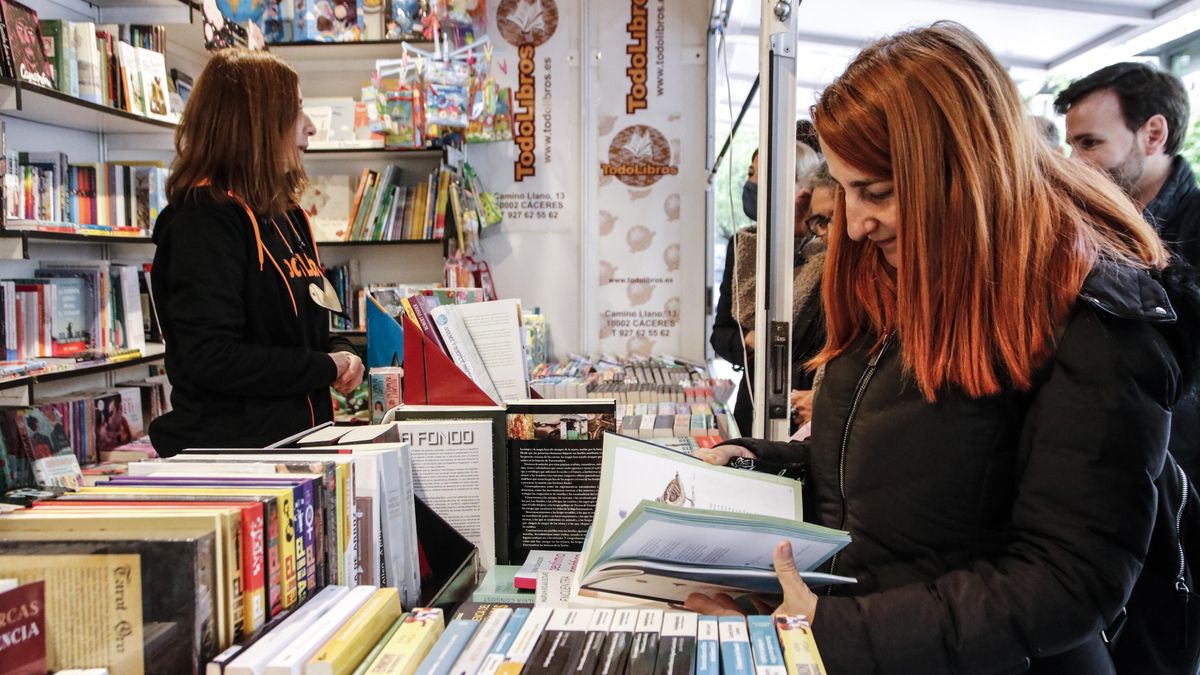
[[412, 619, 478, 675], [718, 617, 754, 675], [571, 608, 614, 675], [240, 503, 267, 635], [523, 609, 593, 675], [300, 480, 317, 596], [748, 615, 787, 675], [652, 611, 697, 675], [625, 609, 663, 675], [308, 588, 403, 675], [447, 606, 512, 675], [278, 486, 298, 609], [363, 607, 445, 675], [494, 606, 553, 675], [594, 608, 639, 675], [774, 616, 828, 675], [262, 496, 283, 618], [695, 617, 720, 675]]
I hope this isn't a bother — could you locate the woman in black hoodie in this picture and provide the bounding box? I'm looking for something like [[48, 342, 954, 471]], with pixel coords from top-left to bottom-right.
[[149, 49, 364, 456]]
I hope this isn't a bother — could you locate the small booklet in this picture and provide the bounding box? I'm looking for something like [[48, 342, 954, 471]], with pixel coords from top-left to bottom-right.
[[576, 434, 853, 605]]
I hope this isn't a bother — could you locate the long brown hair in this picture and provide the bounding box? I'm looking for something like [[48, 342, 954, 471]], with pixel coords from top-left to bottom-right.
[[167, 49, 306, 216], [811, 22, 1169, 400]]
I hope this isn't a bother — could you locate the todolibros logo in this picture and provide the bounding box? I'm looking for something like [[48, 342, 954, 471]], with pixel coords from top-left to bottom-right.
[[496, 0, 560, 182], [602, 125, 678, 187], [626, 0, 649, 114]]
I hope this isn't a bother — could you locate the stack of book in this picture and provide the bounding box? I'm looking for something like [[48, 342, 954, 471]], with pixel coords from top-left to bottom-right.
[[612, 401, 735, 446], [3, 149, 168, 232], [1, 260, 152, 359]]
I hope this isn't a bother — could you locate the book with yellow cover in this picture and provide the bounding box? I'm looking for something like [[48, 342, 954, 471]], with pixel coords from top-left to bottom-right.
[[774, 615, 827, 675], [0, 526, 220, 671], [351, 614, 407, 675], [362, 607, 444, 675], [307, 587, 403, 675], [0, 554, 144, 675], [81, 484, 299, 612], [0, 507, 244, 649]]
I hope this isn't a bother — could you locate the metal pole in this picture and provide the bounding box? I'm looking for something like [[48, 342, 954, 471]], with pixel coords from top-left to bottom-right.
[[708, 75, 760, 182], [752, 0, 798, 440]]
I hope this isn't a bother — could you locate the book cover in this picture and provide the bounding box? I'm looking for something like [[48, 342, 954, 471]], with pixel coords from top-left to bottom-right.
[[349, 613, 406, 675], [1, 0, 52, 89], [624, 609, 662, 675], [135, 46, 170, 120], [361, 607, 444, 675], [650, 611, 697, 675], [570, 608, 614, 675], [718, 617, 753, 675], [301, 175, 353, 242], [224, 586, 348, 675], [0, 553, 144, 674], [774, 616, 828, 675], [470, 565, 533, 605], [0, 580, 45, 675], [412, 617, 477, 675], [473, 607, 530, 675], [747, 615, 787, 675], [695, 617, 720, 675], [522, 609, 593, 675], [0, 531, 218, 672], [264, 584, 376, 675], [505, 399, 615, 562], [594, 609, 638, 675]]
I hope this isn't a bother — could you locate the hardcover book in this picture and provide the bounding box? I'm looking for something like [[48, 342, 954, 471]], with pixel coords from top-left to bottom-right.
[[1, 0, 53, 89]]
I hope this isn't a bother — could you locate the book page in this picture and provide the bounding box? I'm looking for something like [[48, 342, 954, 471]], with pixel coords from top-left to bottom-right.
[[590, 435, 802, 563], [453, 299, 529, 402], [397, 419, 497, 568], [0, 554, 144, 675]]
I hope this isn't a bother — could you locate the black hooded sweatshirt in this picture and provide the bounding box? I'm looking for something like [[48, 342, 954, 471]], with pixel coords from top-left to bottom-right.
[[148, 188, 355, 456]]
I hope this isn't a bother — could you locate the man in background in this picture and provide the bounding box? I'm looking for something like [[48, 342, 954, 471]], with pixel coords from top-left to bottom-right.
[[1055, 62, 1199, 265], [1057, 62, 1200, 480]]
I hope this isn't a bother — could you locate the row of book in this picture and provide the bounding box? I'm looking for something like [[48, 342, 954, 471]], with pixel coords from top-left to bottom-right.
[[529, 359, 736, 407], [11, 12, 176, 121], [260, 0, 432, 44], [612, 401, 735, 442], [0, 377, 168, 490], [301, 165, 456, 243], [3, 148, 168, 231], [1, 260, 153, 359]]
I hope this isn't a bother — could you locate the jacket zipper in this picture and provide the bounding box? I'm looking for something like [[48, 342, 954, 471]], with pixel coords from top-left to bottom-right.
[[1175, 461, 1191, 648], [826, 332, 894, 592]]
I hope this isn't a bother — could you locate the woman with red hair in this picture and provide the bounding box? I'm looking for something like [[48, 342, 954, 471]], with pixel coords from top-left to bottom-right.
[[691, 22, 1184, 673]]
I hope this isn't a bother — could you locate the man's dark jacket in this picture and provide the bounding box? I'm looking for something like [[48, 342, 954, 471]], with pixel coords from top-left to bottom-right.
[[1144, 155, 1200, 480], [728, 263, 1180, 674]]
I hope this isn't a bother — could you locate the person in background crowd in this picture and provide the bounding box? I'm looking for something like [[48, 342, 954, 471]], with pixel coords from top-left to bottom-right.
[[788, 162, 836, 427], [797, 118, 821, 154], [1056, 62, 1200, 265], [711, 142, 822, 435], [1056, 62, 1200, 480], [1032, 114, 1064, 154], [690, 22, 1182, 674], [149, 50, 364, 457]]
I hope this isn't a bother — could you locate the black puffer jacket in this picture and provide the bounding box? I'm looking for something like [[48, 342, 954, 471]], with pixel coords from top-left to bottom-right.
[[729, 263, 1181, 674]]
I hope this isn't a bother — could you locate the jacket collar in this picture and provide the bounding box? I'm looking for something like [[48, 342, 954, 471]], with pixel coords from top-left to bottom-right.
[[1080, 260, 1176, 324], [1143, 155, 1198, 230]]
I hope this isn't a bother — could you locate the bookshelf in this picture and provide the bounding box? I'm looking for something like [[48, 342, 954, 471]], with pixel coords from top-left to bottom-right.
[[0, 343, 167, 406], [0, 80, 177, 134], [317, 238, 442, 248], [0, 228, 154, 260]]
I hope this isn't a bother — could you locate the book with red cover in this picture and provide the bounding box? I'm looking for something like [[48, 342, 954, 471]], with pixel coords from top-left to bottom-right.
[[0, 0, 53, 89], [0, 580, 45, 675]]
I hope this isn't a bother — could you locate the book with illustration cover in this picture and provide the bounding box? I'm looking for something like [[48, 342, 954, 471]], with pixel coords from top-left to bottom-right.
[[1, 0, 52, 89]]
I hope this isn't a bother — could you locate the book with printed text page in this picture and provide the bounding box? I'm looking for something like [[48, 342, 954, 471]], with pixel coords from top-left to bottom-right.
[[574, 434, 853, 606]]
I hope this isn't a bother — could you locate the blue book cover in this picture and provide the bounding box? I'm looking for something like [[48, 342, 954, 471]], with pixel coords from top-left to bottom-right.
[[748, 615, 786, 675], [414, 618, 479, 675], [718, 616, 754, 675], [696, 617, 720, 675], [489, 607, 531, 656]]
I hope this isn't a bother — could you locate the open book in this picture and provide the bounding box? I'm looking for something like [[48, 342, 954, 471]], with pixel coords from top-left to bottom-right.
[[575, 434, 852, 605]]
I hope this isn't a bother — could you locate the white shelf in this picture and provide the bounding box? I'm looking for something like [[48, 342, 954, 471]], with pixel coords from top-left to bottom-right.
[[0, 79, 176, 134]]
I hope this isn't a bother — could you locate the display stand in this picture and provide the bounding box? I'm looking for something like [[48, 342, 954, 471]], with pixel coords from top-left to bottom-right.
[[400, 313, 496, 406]]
